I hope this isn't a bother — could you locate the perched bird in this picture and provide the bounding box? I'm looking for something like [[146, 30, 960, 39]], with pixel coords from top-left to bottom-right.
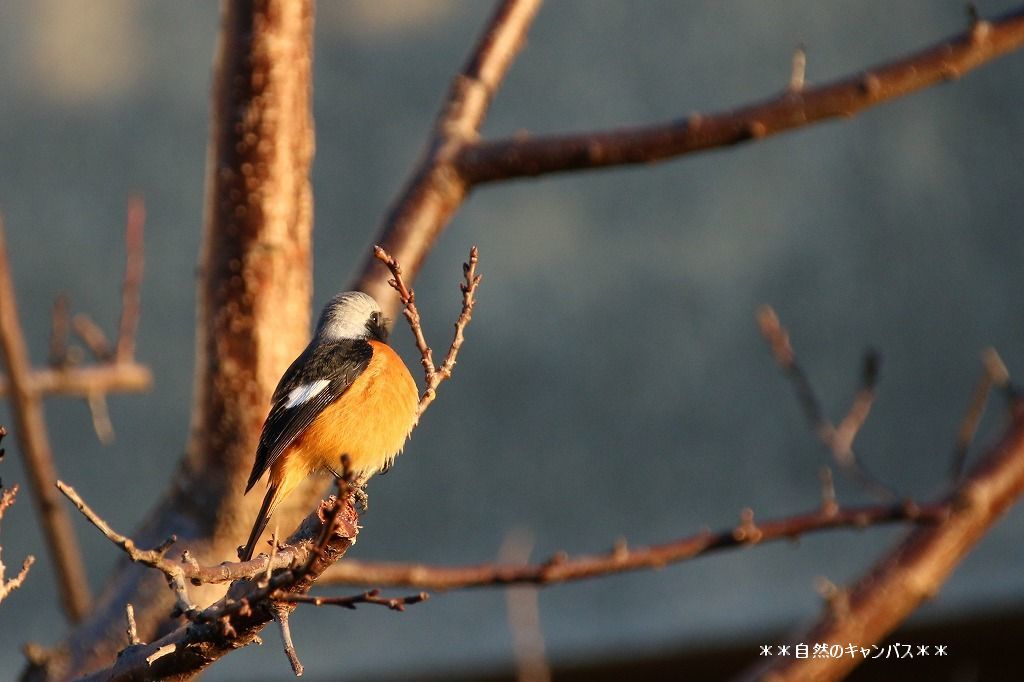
[[241, 291, 418, 561]]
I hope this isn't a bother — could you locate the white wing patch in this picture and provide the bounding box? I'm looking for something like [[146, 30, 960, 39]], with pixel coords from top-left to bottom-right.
[[285, 379, 330, 409]]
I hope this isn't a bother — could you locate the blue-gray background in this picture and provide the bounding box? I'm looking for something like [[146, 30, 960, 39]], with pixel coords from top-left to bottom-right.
[[0, 1, 1022, 679]]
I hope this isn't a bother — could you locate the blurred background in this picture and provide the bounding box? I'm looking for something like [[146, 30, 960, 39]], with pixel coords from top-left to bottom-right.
[[0, 1, 1022, 679]]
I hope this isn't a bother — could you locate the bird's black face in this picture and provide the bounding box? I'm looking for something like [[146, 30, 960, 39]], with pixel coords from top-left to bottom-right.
[[365, 311, 389, 342]]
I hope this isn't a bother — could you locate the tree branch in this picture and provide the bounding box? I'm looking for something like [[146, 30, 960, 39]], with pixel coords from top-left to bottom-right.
[[742, 397, 1024, 681], [353, 5, 1024, 324], [757, 306, 894, 499], [0, 217, 91, 622], [318, 502, 947, 590], [74, 491, 360, 681], [456, 8, 1024, 183], [351, 0, 541, 308]]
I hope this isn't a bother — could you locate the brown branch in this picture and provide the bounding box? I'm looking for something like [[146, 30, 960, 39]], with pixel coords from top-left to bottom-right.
[[374, 245, 482, 418], [757, 306, 895, 499], [75, 494, 359, 681], [272, 604, 303, 676], [352, 5, 1024, 321], [0, 362, 152, 398], [277, 589, 429, 611], [0, 217, 92, 621], [455, 8, 1024, 184], [742, 398, 1024, 681], [319, 502, 947, 590], [351, 0, 541, 309], [47, 294, 71, 368], [116, 195, 145, 363], [56, 480, 314, 587]]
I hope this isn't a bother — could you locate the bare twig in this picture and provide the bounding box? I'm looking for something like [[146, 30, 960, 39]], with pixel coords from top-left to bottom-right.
[[0, 217, 91, 621], [277, 589, 429, 611], [124, 603, 139, 646], [116, 196, 145, 363], [0, 482, 36, 606], [742, 399, 1024, 681], [319, 501, 946, 590], [373, 245, 482, 418], [953, 347, 1011, 478], [757, 306, 895, 499], [272, 604, 303, 676], [74, 495, 360, 681], [48, 295, 71, 368]]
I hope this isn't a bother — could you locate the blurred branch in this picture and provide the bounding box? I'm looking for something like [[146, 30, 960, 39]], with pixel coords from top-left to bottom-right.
[[952, 347, 1010, 479], [318, 502, 947, 590], [116, 196, 145, 363], [500, 529, 551, 682], [456, 8, 1024, 183], [742, 397, 1024, 681], [757, 306, 895, 499], [0, 217, 92, 622]]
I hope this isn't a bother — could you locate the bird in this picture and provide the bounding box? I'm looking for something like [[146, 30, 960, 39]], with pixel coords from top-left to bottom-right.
[[241, 291, 418, 561]]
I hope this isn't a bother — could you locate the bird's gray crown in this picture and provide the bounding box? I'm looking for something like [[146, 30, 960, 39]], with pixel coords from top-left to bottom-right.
[[314, 291, 382, 341]]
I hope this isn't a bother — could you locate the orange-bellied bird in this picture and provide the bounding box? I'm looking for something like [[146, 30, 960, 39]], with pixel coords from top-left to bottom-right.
[[241, 291, 418, 561]]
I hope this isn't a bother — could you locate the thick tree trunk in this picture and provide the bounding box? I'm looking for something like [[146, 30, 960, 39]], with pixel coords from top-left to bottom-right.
[[28, 1, 316, 678]]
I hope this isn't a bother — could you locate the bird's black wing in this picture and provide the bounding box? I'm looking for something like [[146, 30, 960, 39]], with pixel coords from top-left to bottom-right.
[[245, 339, 374, 492]]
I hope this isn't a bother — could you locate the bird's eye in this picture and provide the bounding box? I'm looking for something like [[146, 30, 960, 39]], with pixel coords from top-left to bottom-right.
[[370, 312, 380, 325]]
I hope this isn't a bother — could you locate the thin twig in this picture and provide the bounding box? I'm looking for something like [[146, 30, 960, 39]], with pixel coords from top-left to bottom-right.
[[0, 483, 36, 606], [125, 603, 140, 646], [272, 604, 303, 676], [952, 347, 1011, 479], [757, 306, 895, 500], [318, 501, 947, 590], [48, 295, 71, 368], [0, 217, 91, 621], [116, 196, 145, 363], [374, 245, 482, 419], [277, 589, 429, 611]]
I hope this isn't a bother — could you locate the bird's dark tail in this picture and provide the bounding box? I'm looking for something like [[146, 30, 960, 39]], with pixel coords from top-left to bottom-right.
[[241, 483, 279, 561]]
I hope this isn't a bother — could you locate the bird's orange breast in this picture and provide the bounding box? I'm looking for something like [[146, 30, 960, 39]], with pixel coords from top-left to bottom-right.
[[269, 340, 418, 498]]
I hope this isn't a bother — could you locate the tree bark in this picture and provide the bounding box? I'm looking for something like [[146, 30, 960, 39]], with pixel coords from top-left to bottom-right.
[[29, 1, 316, 677]]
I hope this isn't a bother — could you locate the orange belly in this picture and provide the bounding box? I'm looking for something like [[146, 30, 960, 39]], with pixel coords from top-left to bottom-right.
[[269, 340, 418, 500]]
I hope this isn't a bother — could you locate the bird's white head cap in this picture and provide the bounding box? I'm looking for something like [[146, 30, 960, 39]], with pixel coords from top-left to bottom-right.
[[314, 291, 383, 342]]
